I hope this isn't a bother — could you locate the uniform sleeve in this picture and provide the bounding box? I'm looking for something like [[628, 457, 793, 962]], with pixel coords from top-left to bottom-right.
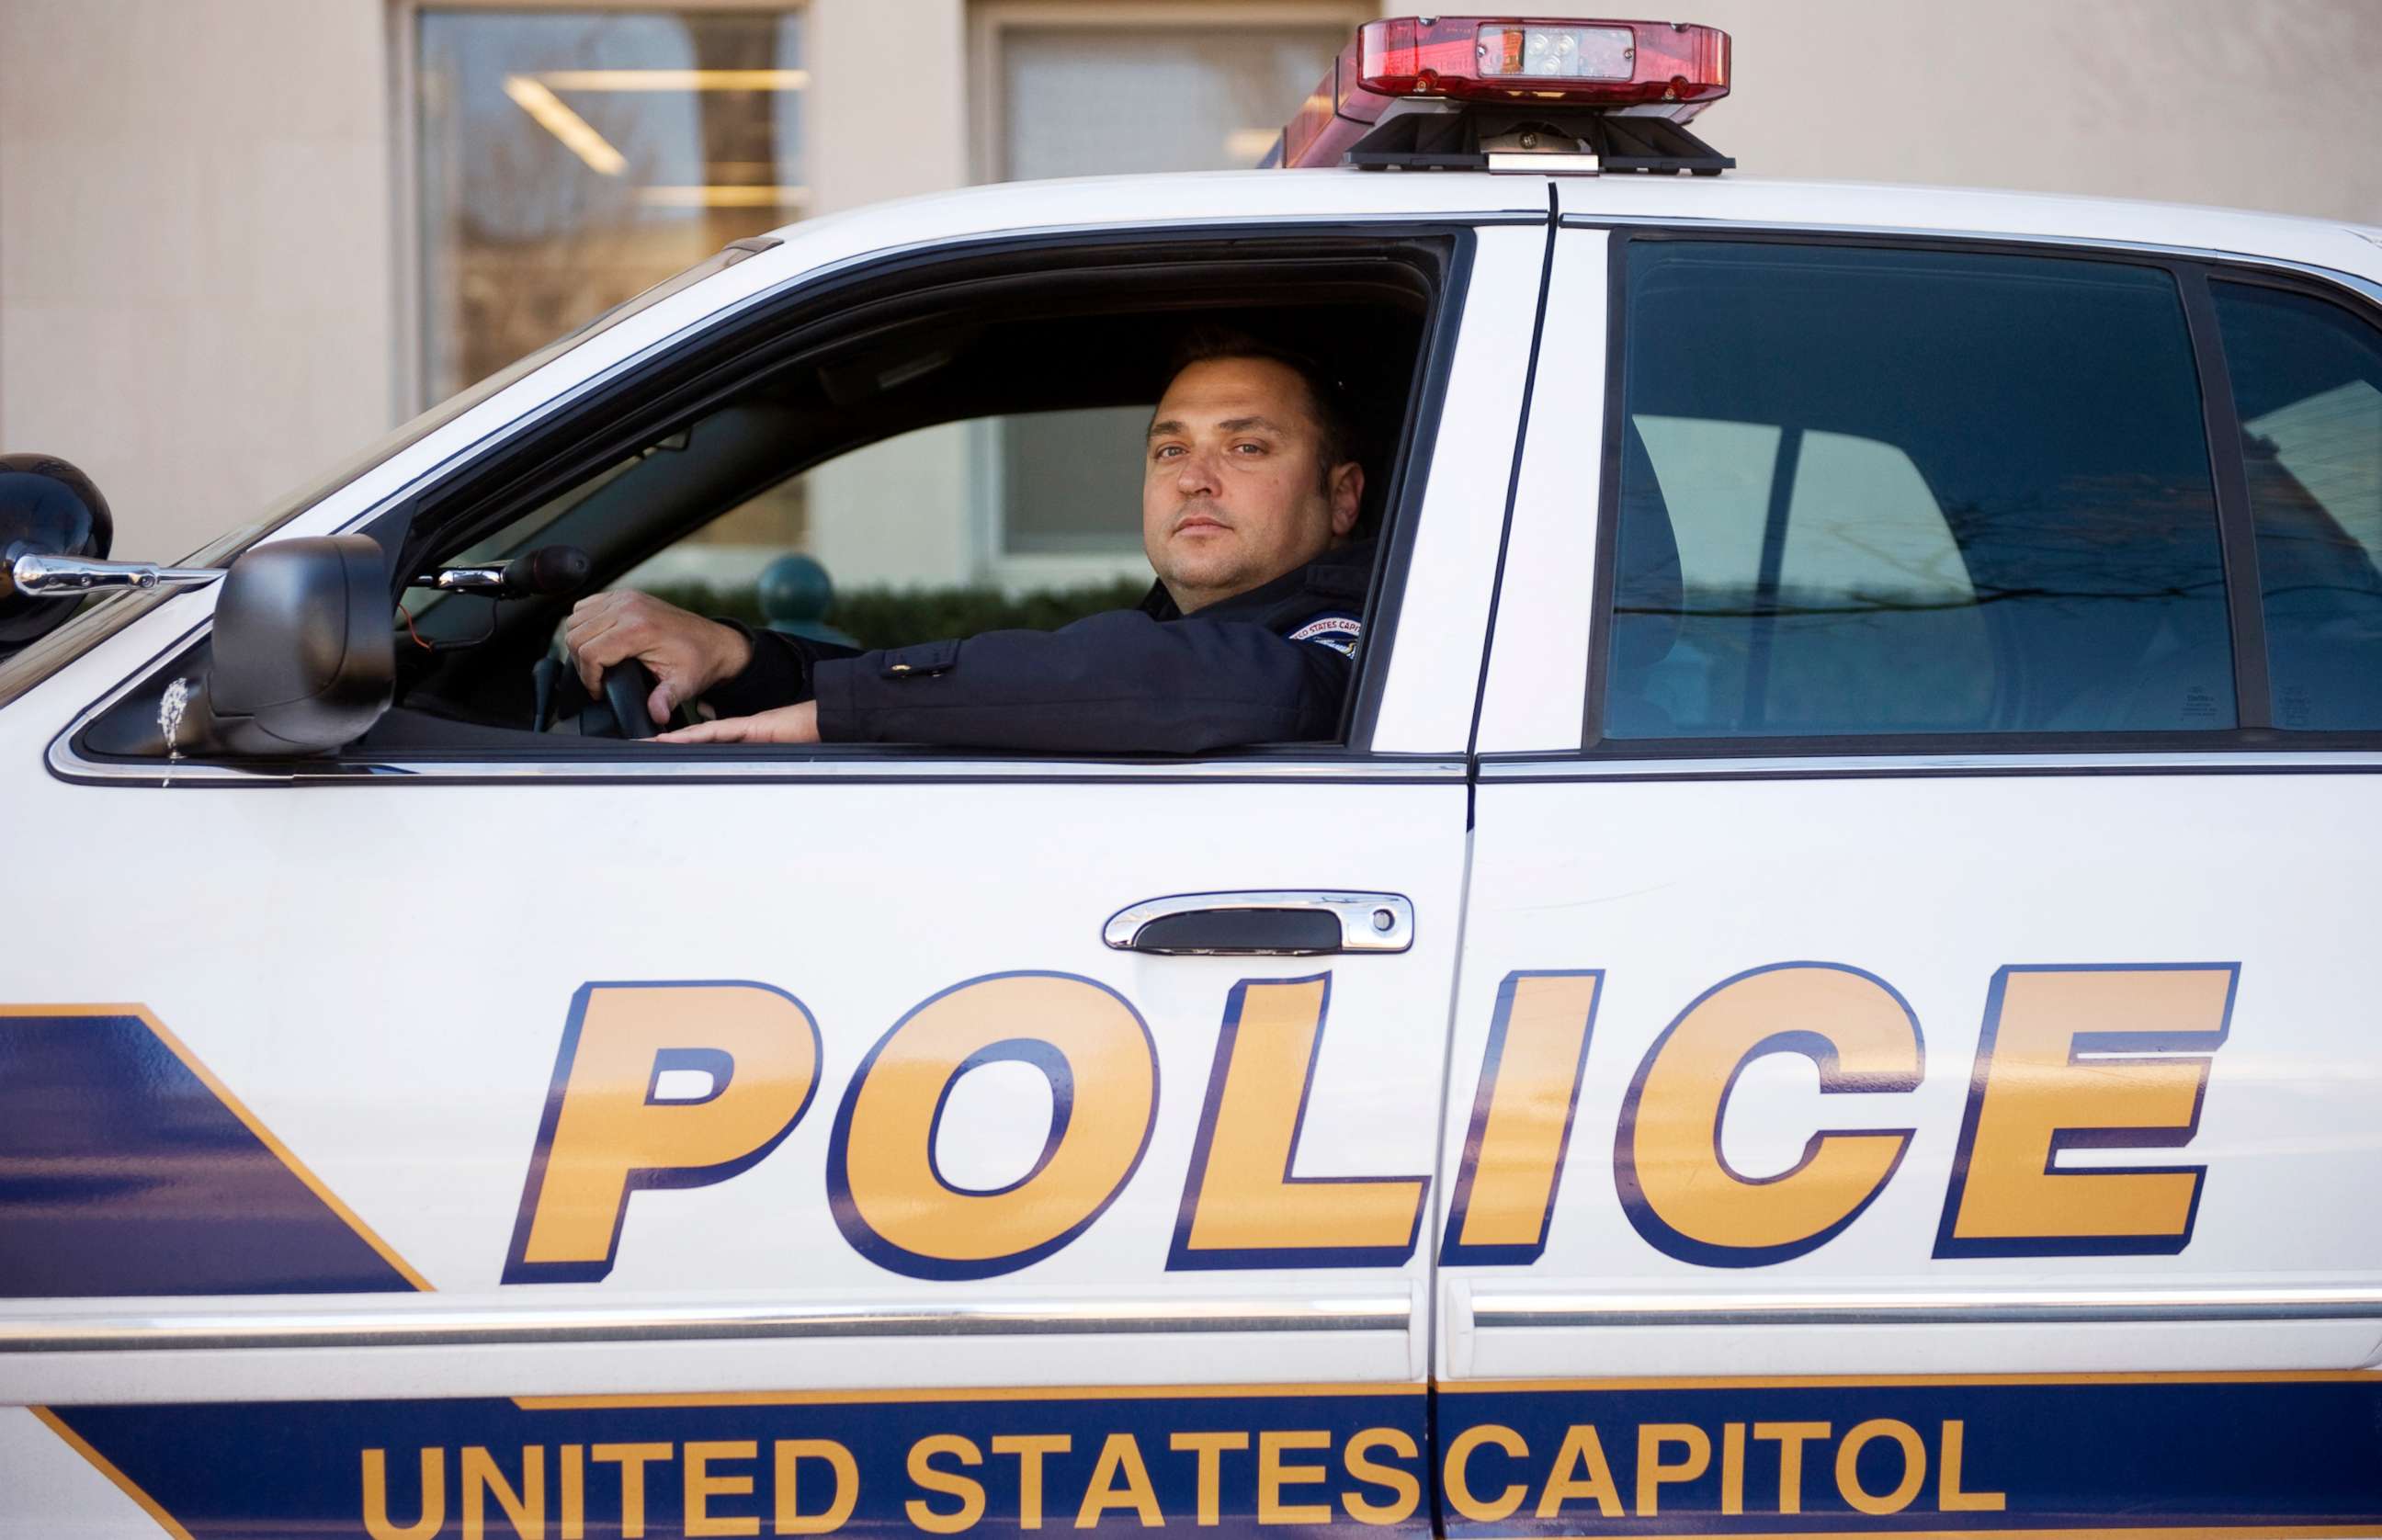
[[698, 622, 863, 719], [809, 609, 1354, 753]]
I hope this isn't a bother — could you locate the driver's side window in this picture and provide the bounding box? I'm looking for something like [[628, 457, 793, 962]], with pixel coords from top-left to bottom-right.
[[380, 232, 1445, 753]]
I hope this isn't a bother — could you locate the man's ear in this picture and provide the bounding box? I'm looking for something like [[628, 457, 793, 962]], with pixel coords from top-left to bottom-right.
[[1329, 461, 1365, 537]]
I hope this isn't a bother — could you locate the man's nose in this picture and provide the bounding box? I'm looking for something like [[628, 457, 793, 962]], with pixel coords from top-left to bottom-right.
[[1174, 447, 1221, 495]]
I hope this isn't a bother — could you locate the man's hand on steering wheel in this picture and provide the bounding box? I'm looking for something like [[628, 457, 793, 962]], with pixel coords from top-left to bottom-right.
[[562, 591, 752, 729]]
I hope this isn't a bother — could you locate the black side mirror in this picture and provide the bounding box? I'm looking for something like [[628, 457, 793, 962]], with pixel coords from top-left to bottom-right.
[[203, 535, 394, 755], [0, 455, 113, 653]]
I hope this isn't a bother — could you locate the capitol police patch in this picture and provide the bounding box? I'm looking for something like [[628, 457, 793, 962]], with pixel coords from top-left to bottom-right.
[[1287, 613, 1362, 659]]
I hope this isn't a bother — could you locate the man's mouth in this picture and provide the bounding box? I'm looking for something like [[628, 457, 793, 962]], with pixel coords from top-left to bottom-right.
[[1174, 507, 1231, 536]]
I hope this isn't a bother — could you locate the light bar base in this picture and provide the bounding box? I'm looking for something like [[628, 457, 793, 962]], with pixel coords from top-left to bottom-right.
[[1346, 108, 1733, 176]]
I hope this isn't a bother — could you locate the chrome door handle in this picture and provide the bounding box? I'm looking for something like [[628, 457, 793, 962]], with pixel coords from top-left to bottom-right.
[[1102, 891, 1413, 957]]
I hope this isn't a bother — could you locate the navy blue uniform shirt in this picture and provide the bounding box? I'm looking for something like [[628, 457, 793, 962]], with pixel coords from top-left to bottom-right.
[[703, 539, 1373, 753]]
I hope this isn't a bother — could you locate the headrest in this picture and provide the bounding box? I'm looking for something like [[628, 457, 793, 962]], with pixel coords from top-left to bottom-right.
[[1611, 421, 1682, 671]]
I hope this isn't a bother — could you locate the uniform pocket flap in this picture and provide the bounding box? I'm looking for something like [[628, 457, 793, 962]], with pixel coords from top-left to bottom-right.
[[879, 640, 959, 678]]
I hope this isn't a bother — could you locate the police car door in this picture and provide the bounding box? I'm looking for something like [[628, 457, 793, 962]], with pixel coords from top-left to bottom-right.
[[0, 206, 1551, 1537], [1445, 214, 2382, 1534]]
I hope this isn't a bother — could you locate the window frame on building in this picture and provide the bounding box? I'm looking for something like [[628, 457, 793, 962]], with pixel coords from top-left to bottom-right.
[[962, 0, 1372, 186], [958, 1, 1377, 592]]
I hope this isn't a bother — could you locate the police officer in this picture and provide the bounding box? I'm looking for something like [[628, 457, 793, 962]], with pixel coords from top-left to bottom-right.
[[561, 334, 1370, 753]]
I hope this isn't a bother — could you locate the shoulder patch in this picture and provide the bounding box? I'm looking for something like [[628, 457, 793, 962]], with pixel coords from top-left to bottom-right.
[[1287, 613, 1362, 659]]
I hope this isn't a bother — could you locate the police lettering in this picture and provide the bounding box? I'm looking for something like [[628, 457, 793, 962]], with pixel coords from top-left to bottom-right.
[[361, 1427, 1420, 1537], [1440, 1417, 2004, 1523], [505, 963, 2236, 1278]]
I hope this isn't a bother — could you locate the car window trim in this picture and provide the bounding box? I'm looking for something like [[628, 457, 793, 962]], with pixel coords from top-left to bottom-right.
[[1481, 749, 2382, 782], [1569, 223, 2382, 764], [45, 623, 1466, 789], [2179, 264, 2275, 728]]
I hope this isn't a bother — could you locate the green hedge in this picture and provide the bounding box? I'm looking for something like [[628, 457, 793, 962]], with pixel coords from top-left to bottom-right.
[[643, 577, 1152, 651]]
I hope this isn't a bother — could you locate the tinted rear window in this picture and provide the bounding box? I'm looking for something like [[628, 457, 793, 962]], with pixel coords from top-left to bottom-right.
[[1604, 242, 2231, 741], [2212, 280, 2382, 731]]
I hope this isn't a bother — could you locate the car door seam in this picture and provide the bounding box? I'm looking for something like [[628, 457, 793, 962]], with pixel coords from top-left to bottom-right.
[[1464, 185, 1561, 764]]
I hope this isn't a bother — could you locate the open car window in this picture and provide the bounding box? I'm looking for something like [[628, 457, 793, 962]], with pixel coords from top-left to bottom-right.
[[74, 228, 1462, 767], [370, 235, 1441, 754]]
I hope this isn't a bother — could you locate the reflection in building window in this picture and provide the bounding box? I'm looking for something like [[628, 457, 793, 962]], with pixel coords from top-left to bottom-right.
[[414, 6, 810, 584], [417, 9, 806, 401]]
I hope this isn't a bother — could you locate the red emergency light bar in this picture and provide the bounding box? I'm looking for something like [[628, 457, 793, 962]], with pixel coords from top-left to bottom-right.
[[1277, 16, 1731, 173]]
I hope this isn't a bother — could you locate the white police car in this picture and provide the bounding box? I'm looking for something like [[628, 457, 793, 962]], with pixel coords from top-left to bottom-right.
[[5, 16, 2382, 1537]]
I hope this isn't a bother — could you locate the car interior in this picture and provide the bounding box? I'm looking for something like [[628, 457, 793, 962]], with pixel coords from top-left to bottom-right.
[[76, 232, 1459, 764]]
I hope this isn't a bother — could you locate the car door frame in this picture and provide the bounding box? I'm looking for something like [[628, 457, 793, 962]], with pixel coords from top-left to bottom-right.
[[1454, 212, 2382, 1384], [4, 205, 1558, 1423]]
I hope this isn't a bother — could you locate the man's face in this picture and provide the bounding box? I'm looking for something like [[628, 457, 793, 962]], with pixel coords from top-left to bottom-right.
[[1142, 356, 1363, 613]]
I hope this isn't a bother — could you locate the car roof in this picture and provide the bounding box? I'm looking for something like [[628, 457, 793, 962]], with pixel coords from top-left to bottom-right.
[[754, 167, 2382, 291], [1556, 172, 2382, 280]]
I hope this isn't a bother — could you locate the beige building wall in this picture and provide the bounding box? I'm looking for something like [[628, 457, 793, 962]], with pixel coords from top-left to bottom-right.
[[0, 0, 399, 561], [4, 0, 2380, 562]]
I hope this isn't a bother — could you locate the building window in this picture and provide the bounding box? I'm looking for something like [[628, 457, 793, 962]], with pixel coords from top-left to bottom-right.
[[974, 8, 1359, 566], [416, 7, 807, 401], [994, 25, 1351, 182], [414, 6, 808, 572]]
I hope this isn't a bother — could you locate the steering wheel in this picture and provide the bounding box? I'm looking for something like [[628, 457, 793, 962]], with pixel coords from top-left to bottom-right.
[[527, 653, 680, 737], [601, 660, 663, 741]]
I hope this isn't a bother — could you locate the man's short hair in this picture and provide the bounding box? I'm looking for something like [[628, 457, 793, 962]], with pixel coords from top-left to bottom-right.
[[1164, 327, 1363, 488]]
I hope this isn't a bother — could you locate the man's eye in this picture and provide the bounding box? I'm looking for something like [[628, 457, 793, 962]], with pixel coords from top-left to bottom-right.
[[1232, 442, 1266, 455], [1153, 445, 1184, 459]]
